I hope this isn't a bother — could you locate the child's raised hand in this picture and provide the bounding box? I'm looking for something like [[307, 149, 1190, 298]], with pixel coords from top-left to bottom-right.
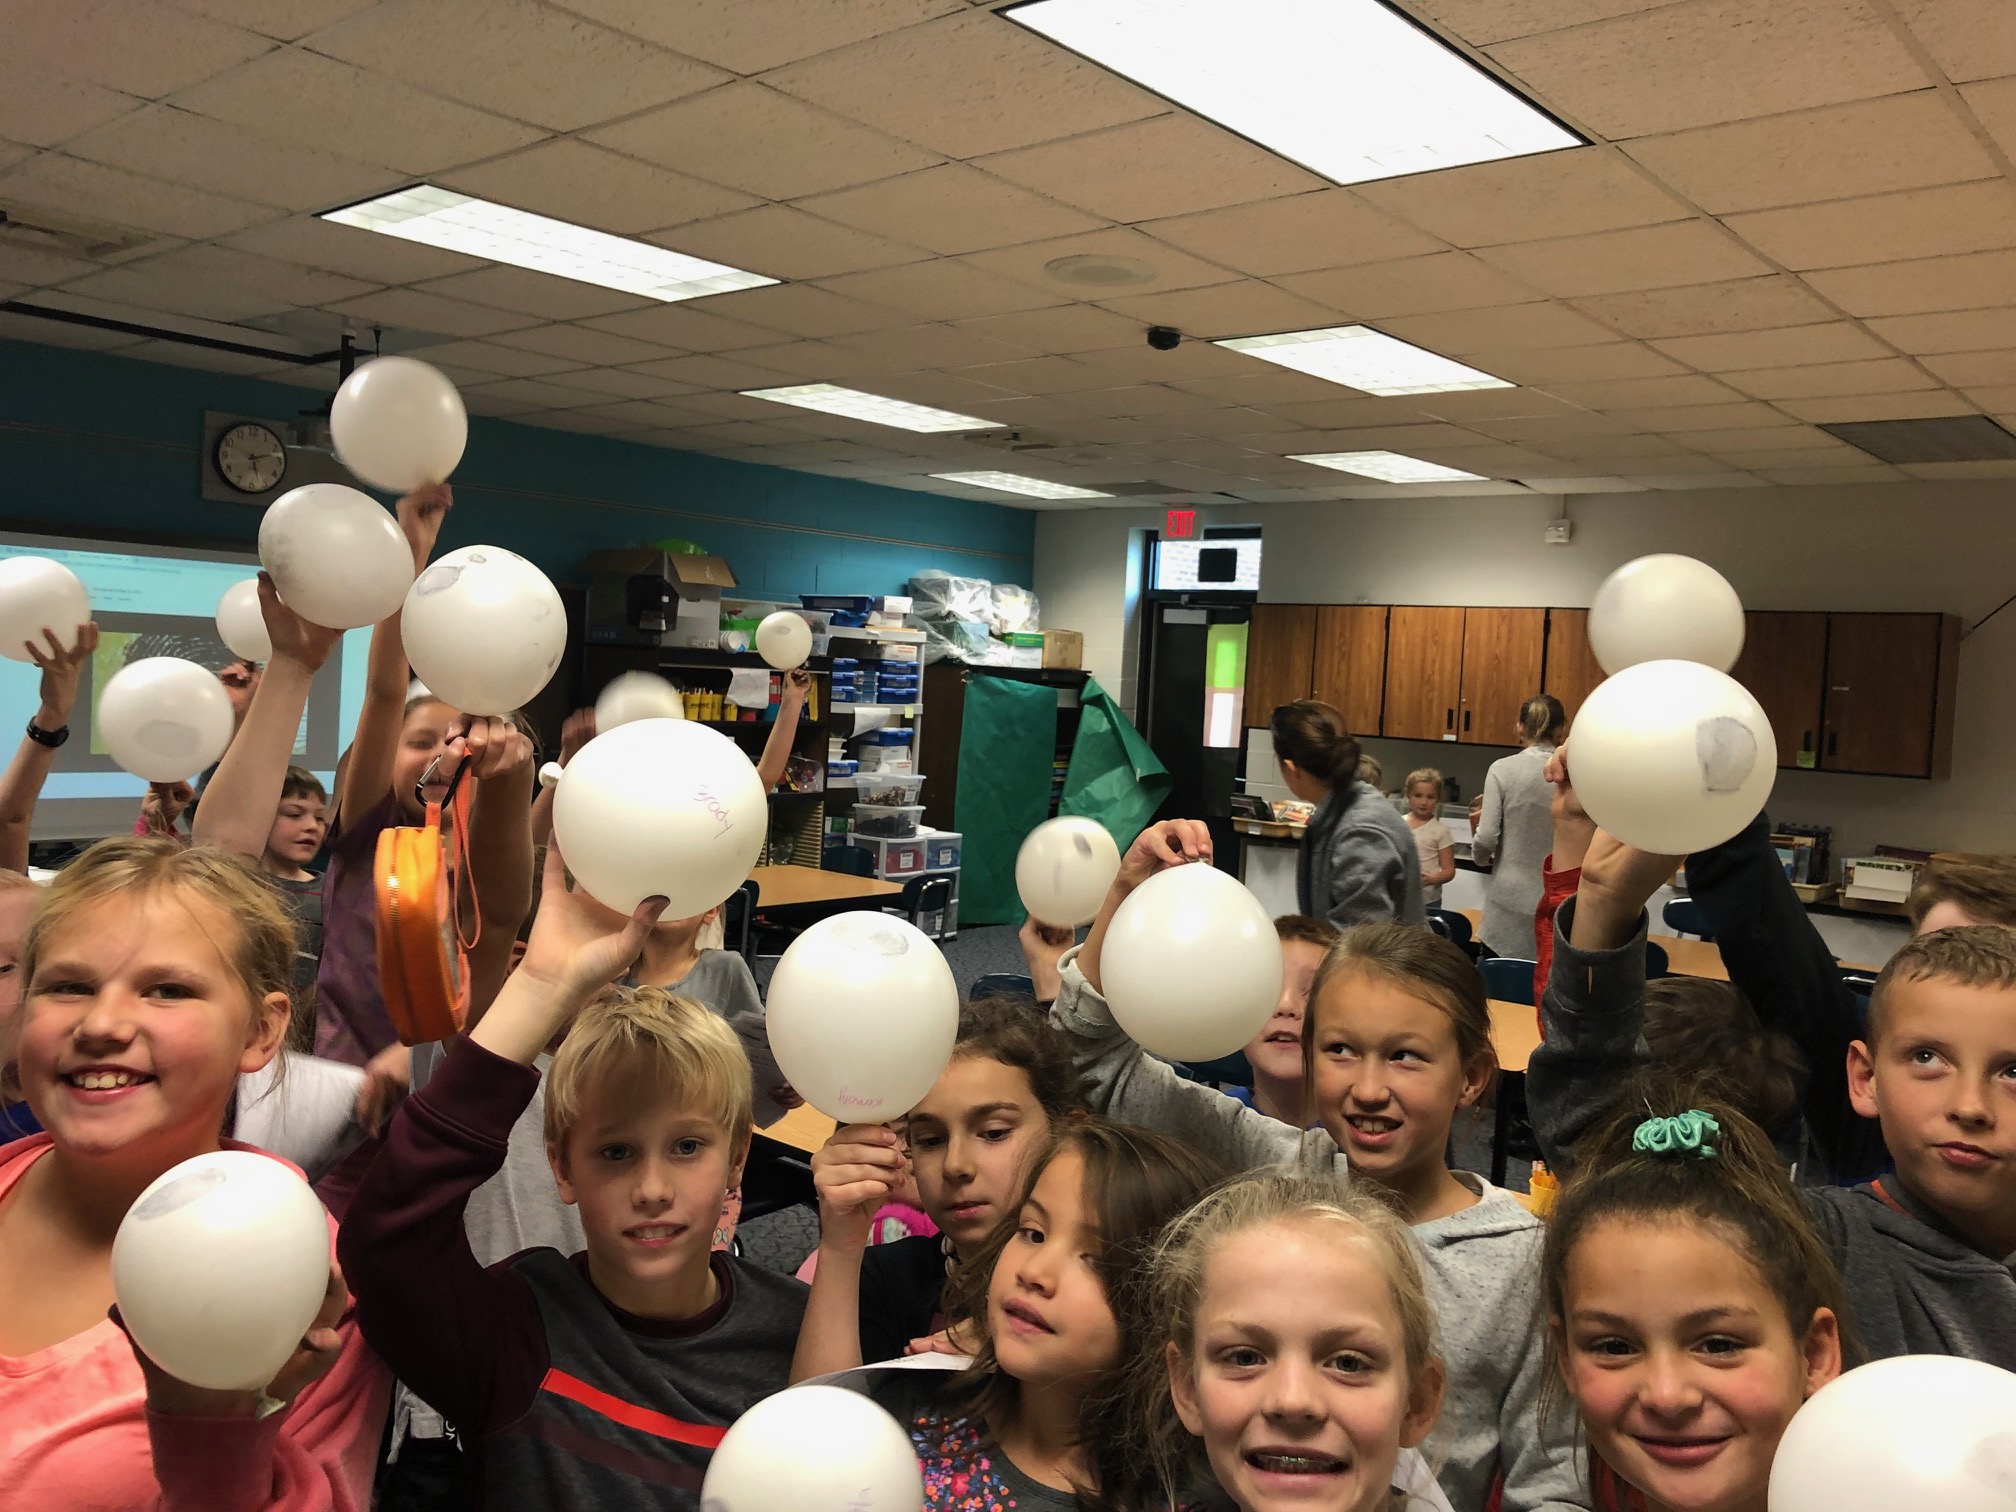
[[812, 1123, 906, 1254], [255, 571, 342, 671], [1117, 817, 1212, 890], [1017, 916, 1074, 1002], [452, 715, 534, 782], [558, 708, 597, 765], [27, 622, 97, 725], [396, 482, 452, 567], [513, 840, 668, 1002]]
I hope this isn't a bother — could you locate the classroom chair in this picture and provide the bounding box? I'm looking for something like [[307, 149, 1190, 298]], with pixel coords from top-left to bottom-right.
[[1178, 1050, 1255, 1090], [825, 846, 876, 877], [1662, 897, 1716, 940], [721, 880, 758, 962], [971, 973, 1037, 1002], [889, 872, 956, 939], [1478, 956, 1538, 1008], [1428, 908, 1473, 947], [1839, 968, 1878, 1023]]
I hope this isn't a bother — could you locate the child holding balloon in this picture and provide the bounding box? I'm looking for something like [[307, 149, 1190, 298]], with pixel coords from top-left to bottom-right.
[[1046, 818, 1589, 1512], [0, 836, 388, 1509], [0, 620, 97, 872]]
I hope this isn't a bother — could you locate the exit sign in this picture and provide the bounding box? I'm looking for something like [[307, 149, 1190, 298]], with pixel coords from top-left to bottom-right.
[[1164, 507, 1198, 539]]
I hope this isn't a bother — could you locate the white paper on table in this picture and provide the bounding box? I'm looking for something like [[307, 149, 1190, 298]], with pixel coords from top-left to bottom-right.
[[727, 668, 772, 708], [846, 705, 894, 734], [1444, 815, 1474, 845]]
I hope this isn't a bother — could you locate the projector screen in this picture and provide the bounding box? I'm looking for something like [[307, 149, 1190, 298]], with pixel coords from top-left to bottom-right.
[[0, 531, 370, 843]]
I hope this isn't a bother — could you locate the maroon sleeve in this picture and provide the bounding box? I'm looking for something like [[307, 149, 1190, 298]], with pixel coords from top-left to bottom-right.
[[1532, 856, 1581, 1024], [337, 1036, 550, 1436]]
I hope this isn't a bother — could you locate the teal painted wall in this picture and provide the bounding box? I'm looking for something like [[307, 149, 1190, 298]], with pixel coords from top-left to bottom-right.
[[0, 338, 1034, 594]]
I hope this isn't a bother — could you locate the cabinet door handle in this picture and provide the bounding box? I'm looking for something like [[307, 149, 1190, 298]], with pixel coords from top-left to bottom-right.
[[1445, 708, 1454, 731], [1462, 710, 1471, 732], [1801, 730, 1813, 753], [1826, 731, 1837, 758]]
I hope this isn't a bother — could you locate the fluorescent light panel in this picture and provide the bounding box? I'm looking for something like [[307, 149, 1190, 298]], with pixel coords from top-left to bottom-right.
[[1217, 325, 1511, 397], [742, 384, 994, 434], [322, 186, 776, 302], [931, 471, 1112, 500], [1007, 0, 1580, 187], [1291, 451, 1487, 483]]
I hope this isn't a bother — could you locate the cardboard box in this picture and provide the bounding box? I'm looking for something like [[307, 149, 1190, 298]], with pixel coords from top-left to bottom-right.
[[581, 549, 737, 649], [1042, 629, 1084, 669]]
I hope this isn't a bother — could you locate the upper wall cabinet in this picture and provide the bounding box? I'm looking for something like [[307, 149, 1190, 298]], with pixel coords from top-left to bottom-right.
[[1244, 603, 1317, 725], [1818, 613, 1959, 779], [1540, 608, 1605, 728], [1312, 605, 1388, 738], [1729, 612, 1829, 770], [1382, 606, 1467, 741], [1458, 608, 1545, 745]]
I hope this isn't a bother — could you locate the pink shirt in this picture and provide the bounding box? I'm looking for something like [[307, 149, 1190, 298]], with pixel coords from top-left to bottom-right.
[[0, 1135, 390, 1511]]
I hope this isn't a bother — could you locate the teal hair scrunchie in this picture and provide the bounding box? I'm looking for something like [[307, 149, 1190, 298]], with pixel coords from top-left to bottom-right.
[[1632, 1109, 1722, 1160]]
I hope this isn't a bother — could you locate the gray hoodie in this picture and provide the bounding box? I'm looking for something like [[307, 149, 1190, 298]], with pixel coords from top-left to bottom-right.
[[1299, 780, 1428, 929], [1528, 897, 2016, 1370], [1051, 950, 1590, 1512]]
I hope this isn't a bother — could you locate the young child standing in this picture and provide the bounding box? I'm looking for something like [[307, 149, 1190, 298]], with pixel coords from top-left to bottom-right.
[[1403, 769, 1456, 910], [1224, 916, 1341, 1128]]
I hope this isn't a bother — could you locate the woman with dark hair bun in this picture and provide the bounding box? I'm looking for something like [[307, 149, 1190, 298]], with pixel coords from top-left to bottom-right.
[[1268, 699, 1424, 928]]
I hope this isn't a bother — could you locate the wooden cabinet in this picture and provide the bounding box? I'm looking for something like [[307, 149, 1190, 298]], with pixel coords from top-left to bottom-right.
[[1458, 608, 1545, 745], [1730, 612, 1829, 769], [1820, 613, 1959, 778], [1311, 605, 1388, 736], [1542, 609, 1606, 728], [1382, 606, 1466, 742], [1244, 603, 1316, 726]]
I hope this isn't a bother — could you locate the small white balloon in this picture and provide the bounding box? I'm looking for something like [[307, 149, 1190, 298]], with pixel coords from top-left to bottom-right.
[[112, 1151, 331, 1393], [595, 670, 685, 730], [1588, 553, 1746, 674], [402, 545, 565, 716], [551, 719, 766, 917], [98, 658, 236, 782], [702, 1384, 923, 1512], [755, 610, 813, 671], [259, 483, 415, 630], [1016, 817, 1122, 928], [0, 556, 90, 662], [1569, 659, 1776, 856], [1770, 1356, 2016, 1512], [215, 578, 272, 662], [766, 912, 959, 1123], [329, 355, 467, 493], [1102, 863, 1283, 1062]]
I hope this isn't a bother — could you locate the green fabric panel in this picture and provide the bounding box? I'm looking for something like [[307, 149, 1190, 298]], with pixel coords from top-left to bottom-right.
[[1060, 677, 1171, 859], [954, 675, 1059, 926]]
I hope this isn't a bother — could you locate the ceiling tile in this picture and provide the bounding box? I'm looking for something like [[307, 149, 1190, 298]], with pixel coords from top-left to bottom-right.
[[556, 367, 703, 399], [463, 376, 625, 409], [797, 164, 1103, 256], [221, 215, 487, 284], [459, 389, 543, 417], [1476, 220, 1774, 297], [112, 338, 290, 375], [1721, 357, 1940, 399], [414, 267, 654, 321], [1278, 252, 1540, 319], [961, 226, 1236, 300], [8, 0, 271, 99], [1469, 411, 1638, 442], [1958, 387, 2016, 416], [832, 322, 1051, 372], [1486, 0, 1930, 140], [1544, 373, 1745, 408], [0, 58, 142, 148], [327, 287, 538, 338], [1960, 78, 2016, 165], [1633, 472, 1771, 489], [624, 352, 804, 389], [1482, 343, 1688, 382], [815, 260, 1055, 323], [1407, 389, 1593, 421], [1702, 445, 1870, 470], [407, 338, 591, 378], [1168, 370, 1368, 406], [552, 0, 958, 73], [1895, 459, 2016, 481], [1774, 391, 1976, 423], [660, 206, 925, 281], [1515, 476, 1650, 493], [581, 303, 784, 352], [1802, 249, 2016, 318], [949, 354, 1109, 396], [1894, 0, 2016, 85], [488, 323, 681, 366], [567, 398, 717, 429], [439, 139, 758, 236], [516, 408, 639, 435], [725, 337, 909, 381], [1675, 424, 1855, 453], [1139, 191, 1444, 279], [310, 0, 727, 132], [1380, 301, 1617, 354], [762, 9, 1162, 159], [1725, 181, 2016, 271], [171, 0, 384, 41], [1752, 463, 1906, 484], [0, 153, 273, 239], [1917, 351, 2016, 387], [1094, 280, 1349, 341], [65, 105, 397, 213], [1068, 335, 1258, 383], [1355, 147, 1689, 246], [698, 282, 909, 338], [975, 115, 1324, 224], [60, 255, 308, 324], [177, 49, 542, 175], [588, 82, 939, 201], [1572, 276, 1839, 337], [1622, 91, 1999, 216], [1648, 323, 1892, 370], [1606, 400, 1796, 429], [1530, 431, 1713, 458], [0, 243, 109, 288], [1053, 384, 1214, 418], [951, 303, 1141, 356], [1865, 309, 2016, 355]]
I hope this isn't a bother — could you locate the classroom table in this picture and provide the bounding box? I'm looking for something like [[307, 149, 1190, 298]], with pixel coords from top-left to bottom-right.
[[1453, 907, 1873, 981], [748, 863, 902, 914]]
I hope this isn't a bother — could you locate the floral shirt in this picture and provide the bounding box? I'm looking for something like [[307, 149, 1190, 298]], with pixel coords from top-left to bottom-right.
[[869, 1374, 1077, 1511]]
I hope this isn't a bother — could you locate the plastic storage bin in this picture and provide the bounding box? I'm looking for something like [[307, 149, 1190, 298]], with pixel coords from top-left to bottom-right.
[[919, 830, 963, 870], [853, 803, 925, 838], [856, 772, 926, 806], [849, 833, 926, 876]]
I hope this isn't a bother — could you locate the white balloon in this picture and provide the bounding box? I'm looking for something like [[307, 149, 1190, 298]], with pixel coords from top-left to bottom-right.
[[1569, 659, 1776, 856], [1016, 817, 1122, 928], [329, 355, 467, 493], [755, 610, 813, 671], [551, 719, 766, 917], [1102, 863, 1283, 1062], [1770, 1356, 2016, 1512], [595, 670, 685, 730], [112, 1151, 331, 1392], [214, 578, 272, 662], [98, 658, 236, 782], [766, 912, 959, 1123], [0, 556, 90, 662], [402, 545, 565, 716], [1588, 553, 1746, 674], [259, 484, 415, 630], [702, 1384, 922, 1512]]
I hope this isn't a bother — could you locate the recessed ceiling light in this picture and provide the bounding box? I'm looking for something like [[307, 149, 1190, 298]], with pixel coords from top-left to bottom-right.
[[931, 471, 1113, 500], [742, 384, 995, 433], [1217, 325, 1511, 396], [322, 185, 775, 302], [1006, 0, 1581, 187], [1043, 253, 1158, 287], [1290, 451, 1487, 483]]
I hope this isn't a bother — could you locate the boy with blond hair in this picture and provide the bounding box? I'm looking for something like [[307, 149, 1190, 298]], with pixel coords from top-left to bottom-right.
[[341, 848, 807, 1509]]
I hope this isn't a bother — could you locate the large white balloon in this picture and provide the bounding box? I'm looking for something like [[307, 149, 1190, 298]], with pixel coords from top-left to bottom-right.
[[595, 670, 685, 730], [1588, 553, 1746, 674], [402, 545, 564, 716], [215, 578, 272, 662], [112, 1151, 331, 1392], [755, 610, 813, 671], [1102, 863, 1282, 1062], [259, 484, 415, 630], [766, 912, 959, 1123], [98, 658, 236, 782], [550, 719, 766, 917], [1016, 816, 1122, 927], [0, 556, 90, 662], [1770, 1356, 2016, 1512], [329, 355, 467, 493], [1570, 659, 1776, 856], [702, 1384, 922, 1512]]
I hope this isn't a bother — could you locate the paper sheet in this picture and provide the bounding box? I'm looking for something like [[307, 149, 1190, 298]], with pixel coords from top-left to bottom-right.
[[845, 704, 894, 735], [727, 668, 772, 708]]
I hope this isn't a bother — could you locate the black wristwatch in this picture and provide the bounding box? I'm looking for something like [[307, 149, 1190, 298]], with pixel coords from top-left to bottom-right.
[[25, 719, 67, 749]]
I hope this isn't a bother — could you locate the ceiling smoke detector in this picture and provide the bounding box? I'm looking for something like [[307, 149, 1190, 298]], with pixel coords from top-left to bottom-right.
[[1043, 253, 1158, 288]]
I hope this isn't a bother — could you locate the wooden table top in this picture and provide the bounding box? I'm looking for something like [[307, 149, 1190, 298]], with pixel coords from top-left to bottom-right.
[[749, 864, 903, 910], [758, 1101, 839, 1154], [1453, 907, 1872, 980]]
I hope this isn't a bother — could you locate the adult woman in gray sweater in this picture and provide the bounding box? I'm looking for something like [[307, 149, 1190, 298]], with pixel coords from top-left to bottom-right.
[[1270, 699, 1424, 928], [1470, 694, 1566, 957]]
